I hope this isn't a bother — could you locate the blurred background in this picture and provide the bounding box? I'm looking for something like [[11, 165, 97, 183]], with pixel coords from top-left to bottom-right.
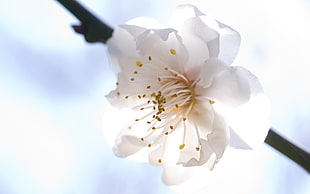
[[0, 0, 309, 193]]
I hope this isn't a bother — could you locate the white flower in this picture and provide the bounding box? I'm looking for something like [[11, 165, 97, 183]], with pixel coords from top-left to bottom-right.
[[103, 4, 270, 185]]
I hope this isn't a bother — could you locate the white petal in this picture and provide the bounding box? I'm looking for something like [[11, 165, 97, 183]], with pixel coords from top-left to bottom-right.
[[228, 128, 251, 149], [181, 138, 214, 167], [216, 21, 241, 65], [167, 4, 204, 31], [113, 135, 146, 157], [200, 58, 253, 106], [214, 94, 270, 149], [206, 113, 229, 160], [126, 17, 163, 29], [196, 58, 227, 89], [136, 29, 189, 72], [106, 25, 142, 73]]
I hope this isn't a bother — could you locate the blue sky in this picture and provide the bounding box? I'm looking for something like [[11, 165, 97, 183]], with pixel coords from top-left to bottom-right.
[[0, 0, 309, 193]]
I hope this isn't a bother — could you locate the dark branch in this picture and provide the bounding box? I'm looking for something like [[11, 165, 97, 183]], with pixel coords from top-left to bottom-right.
[[265, 128, 310, 173], [56, 0, 113, 43]]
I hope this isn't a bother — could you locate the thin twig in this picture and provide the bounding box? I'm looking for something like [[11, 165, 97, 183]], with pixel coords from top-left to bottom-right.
[[265, 128, 310, 173], [56, 0, 113, 43]]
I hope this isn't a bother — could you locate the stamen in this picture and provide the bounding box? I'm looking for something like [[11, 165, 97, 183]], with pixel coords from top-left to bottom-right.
[[179, 144, 185, 150], [158, 159, 162, 163], [170, 49, 176, 55], [130, 78, 135, 81], [209, 100, 215, 104], [134, 71, 138, 74], [148, 56, 152, 61], [136, 61, 143, 67]]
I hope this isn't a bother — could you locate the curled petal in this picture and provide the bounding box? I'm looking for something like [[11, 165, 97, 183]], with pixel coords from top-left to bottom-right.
[[199, 58, 252, 107], [206, 113, 230, 162], [113, 135, 147, 157], [168, 4, 204, 31], [106, 25, 143, 73], [136, 29, 189, 72]]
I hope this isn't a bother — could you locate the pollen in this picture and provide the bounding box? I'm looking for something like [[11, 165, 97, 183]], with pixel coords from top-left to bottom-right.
[[136, 60, 143, 67], [209, 100, 215, 104], [179, 144, 185, 150], [170, 49, 176, 55]]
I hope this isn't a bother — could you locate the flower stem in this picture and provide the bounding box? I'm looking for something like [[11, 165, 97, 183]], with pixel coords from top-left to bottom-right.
[[265, 128, 310, 173], [55, 0, 310, 174], [55, 0, 113, 43]]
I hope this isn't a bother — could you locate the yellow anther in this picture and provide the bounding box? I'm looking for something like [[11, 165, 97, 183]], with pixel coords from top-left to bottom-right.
[[125, 96, 129, 99], [146, 85, 151, 89], [158, 159, 162, 163], [130, 78, 135, 81], [196, 147, 200, 151], [134, 71, 138, 74], [152, 127, 156, 130], [169, 126, 174, 130], [172, 94, 178, 98], [179, 144, 185, 150], [183, 118, 187, 121], [175, 104, 179, 108], [164, 67, 169, 70], [148, 144, 152, 147], [157, 77, 161, 82], [138, 95, 142, 99], [142, 94, 146, 98], [170, 49, 176, 55], [209, 100, 215, 104], [128, 126, 132, 130], [135, 119, 139, 121], [148, 56, 152, 61], [174, 74, 178, 77], [164, 132, 169, 135], [116, 82, 119, 85], [140, 108, 144, 111], [147, 121, 151, 124], [140, 138, 144, 141], [116, 92, 120, 96], [136, 61, 143, 67]]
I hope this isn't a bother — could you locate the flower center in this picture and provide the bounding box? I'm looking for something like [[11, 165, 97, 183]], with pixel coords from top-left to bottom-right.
[[127, 65, 198, 150]]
